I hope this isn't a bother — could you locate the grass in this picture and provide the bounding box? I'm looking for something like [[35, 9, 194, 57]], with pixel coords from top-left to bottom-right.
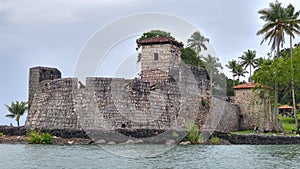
[[210, 136, 220, 144], [185, 120, 200, 143], [230, 114, 300, 136], [172, 132, 179, 138], [279, 114, 300, 133], [187, 124, 200, 143], [231, 130, 254, 135], [279, 116, 295, 132], [0, 132, 3, 137]]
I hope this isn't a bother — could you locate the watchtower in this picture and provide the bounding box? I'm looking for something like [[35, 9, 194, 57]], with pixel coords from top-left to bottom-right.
[[233, 82, 274, 131], [28, 66, 61, 109], [137, 37, 183, 83]]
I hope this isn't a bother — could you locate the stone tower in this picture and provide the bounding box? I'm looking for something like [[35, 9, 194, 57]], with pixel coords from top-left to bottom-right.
[[233, 82, 274, 131], [28, 66, 61, 109], [137, 37, 183, 83]]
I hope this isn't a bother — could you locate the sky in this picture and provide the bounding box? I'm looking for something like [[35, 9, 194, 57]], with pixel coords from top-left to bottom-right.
[[0, 0, 299, 125]]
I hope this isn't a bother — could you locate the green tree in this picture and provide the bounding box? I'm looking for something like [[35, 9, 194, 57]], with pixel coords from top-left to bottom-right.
[[187, 31, 209, 56], [286, 4, 300, 130], [252, 56, 291, 131], [226, 60, 238, 87], [181, 47, 205, 67], [226, 78, 236, 96], [257, 1, 289, 54], [254, 57, 266, 71], [239, 49, 257, 80], [256, 1, 290, 131], [5, 101, 28, 127], [293, 46, 300, 101], [235, 64, 248, 84], [212, 72, 228, 96], [203, 54, 223, 90]]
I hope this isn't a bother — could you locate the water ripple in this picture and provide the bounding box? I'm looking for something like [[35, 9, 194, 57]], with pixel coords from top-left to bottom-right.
[[0, 144, 300, 169]]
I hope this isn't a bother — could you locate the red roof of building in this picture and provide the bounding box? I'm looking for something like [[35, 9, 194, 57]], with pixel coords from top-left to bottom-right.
[[137, 37, 184, 47], [278, 105, 294, 109], [233, 82, 258, 89]]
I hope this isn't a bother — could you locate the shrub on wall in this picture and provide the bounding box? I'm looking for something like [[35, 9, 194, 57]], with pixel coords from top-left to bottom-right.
[[28, 131, 53, 144], [185, 120, 200, 143], [201, 100, 207, 107]]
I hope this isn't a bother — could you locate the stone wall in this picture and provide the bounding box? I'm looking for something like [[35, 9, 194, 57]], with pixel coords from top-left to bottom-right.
[[74, 77, 181, 130], [234, 88, 273, 131], [25, 63, 248, 133], [25, 78, 79, 129], [203, 97, 241, 132], [25, 64, 212, 131]]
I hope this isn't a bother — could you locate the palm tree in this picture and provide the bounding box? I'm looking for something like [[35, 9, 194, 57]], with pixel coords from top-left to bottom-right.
[[254, 57, 265, 69], [286, 4, 300, 130], [203, 54, 223, 90], [226, 60, 238, 87], [187, 31, 209, 56], [257, 1, 289, 55], [239, 49, 257, 81], [235, 64, 248, 84], [256, 1, 289, 131], [5, 101, 28, 127]]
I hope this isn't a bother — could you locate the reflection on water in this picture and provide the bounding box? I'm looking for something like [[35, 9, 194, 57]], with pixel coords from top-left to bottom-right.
[[0, 144, 300, 169]]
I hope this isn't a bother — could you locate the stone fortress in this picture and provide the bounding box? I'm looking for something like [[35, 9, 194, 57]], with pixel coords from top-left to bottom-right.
[[25, 37, 275, 136]]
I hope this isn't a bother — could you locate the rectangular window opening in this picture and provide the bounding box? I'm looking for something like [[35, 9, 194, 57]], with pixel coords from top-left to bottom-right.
[[154, 53, 158, 60]]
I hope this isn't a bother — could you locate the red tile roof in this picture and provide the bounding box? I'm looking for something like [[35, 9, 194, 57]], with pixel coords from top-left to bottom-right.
[[137, 37, 184, 47], [278, 104, 294, 109], [233, 82, 258, 89]]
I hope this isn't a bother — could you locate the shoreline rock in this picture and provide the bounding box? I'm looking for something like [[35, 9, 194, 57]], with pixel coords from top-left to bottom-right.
[[2, 126, 300, 145], [0, 135, 91, 145]]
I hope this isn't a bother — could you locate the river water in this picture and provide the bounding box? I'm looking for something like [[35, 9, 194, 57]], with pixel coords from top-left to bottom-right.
[[0, 144, 299, 169]]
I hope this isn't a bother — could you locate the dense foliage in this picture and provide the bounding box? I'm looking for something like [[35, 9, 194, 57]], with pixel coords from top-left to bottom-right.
[[253, 46, 300, 106], [181, 47, 205, 67]]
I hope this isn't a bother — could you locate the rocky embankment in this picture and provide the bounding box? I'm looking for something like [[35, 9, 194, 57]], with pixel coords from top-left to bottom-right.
[[2, 126, 300, 145], [0, 125, 90, 144], [214, 132, 300, 144]]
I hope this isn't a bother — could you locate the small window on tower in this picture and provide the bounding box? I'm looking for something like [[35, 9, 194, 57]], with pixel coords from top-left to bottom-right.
[[154, 53, 158, 60]]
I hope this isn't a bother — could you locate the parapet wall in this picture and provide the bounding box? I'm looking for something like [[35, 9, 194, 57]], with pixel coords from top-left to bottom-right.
[[76, 77, 182, 130]]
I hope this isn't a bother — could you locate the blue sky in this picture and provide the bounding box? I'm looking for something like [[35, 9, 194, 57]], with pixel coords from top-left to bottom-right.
[[0, 0, 299, 125]]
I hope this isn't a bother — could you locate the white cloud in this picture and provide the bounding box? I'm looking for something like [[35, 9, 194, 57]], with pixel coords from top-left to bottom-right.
[[0, 0, 82, 24], [0, 0, 138, 25]]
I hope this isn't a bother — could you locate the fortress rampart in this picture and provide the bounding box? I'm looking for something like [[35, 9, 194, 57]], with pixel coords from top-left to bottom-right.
[[25, 37, 274, 134]]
